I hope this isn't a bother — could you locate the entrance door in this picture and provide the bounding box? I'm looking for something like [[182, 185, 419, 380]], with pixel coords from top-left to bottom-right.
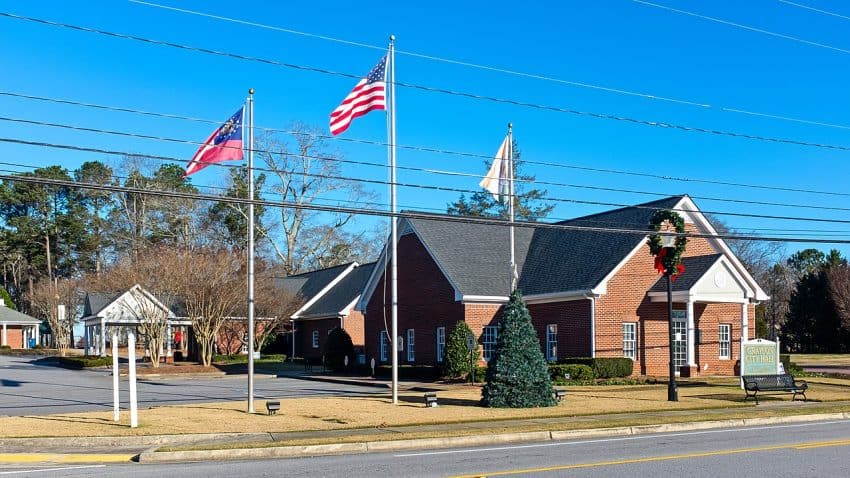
[[671, 310, 687, 370]]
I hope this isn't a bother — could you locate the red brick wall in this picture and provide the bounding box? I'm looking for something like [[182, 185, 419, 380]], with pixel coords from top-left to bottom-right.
[[528, 300, 592, 359], [342, 310, 365, 348], [297, 318, 342, 360], [596, 224, 755, 376], [364, 232, 465, 366], [3, 326, 24, 349]]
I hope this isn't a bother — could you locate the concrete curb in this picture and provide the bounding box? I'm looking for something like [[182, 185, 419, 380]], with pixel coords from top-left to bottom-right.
[[0, 432, 273, 449], [137, 412, 850, 464], [282, 374, 391, 389]]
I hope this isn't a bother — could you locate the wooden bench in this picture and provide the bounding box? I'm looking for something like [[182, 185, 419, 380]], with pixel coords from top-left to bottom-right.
[[424, 392, 438, 407], [742, 374, 808, 404]]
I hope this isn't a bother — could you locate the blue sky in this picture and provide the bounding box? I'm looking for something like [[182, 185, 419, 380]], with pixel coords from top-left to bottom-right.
[[1, 0, 849, 260]]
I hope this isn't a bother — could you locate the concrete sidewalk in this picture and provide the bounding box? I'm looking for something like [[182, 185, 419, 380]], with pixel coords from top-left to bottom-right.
[[2, 398, 849, 466]]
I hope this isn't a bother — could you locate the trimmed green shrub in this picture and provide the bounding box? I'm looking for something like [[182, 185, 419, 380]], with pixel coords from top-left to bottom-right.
[[549, 364, 594, 384], [482, 291, 556, 408], [444, 321, 479, 379], [324, 327, 355, 372], [375, 365, 441, 380], [558, 357, 634, 378], [58, 356, 112, 369]]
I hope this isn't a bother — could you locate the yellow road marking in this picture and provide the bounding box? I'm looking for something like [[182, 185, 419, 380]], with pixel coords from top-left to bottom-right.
[[450, 438, 850, 477], [0, 454, 135, 464]]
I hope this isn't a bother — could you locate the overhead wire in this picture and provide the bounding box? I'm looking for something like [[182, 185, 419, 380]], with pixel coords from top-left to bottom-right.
[[4, 172, 850, 244], [633, 0, 850, 55], [3, 135, 850, 226], [4, 12, 850, 155], [129, 0, 850, 133], [4, 101, 850, 212]]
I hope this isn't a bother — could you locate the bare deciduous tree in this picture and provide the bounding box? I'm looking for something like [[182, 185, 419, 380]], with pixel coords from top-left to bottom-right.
[[29, 278, 79, 356], [87, 247, 183, 367], [179, 249, 243, 366], [257, 125, 377, 275], [828, 263, 850, 330]]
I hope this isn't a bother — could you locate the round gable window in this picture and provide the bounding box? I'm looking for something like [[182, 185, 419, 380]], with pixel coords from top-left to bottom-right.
[[714, 270, 727, 288]]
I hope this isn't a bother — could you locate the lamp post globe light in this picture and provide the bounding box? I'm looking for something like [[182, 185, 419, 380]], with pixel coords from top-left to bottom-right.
[[648, 209, 688, 403]]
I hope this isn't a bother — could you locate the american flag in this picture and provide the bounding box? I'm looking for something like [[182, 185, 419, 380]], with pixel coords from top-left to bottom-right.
[[329, 55, 387, 135]]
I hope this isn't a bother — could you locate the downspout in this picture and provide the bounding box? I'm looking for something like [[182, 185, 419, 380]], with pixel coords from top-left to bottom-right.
[[585, 294, 596, 358]]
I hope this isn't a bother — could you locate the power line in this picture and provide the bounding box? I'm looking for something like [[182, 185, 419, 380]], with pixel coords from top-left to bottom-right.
[[5, 92, 850, 206], [6, 157, 850, 239], [779, 0, 850, 22], [4, 135, 850, 227], [3, 172, 850, 245], [130, 0, 850, 133], [634, 0, 850, 55], [5, 12, 850, 155]]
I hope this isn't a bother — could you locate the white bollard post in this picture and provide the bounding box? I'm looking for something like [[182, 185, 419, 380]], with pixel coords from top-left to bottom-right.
[[112, 330, 120, 422], [128, 329, 138, 428]]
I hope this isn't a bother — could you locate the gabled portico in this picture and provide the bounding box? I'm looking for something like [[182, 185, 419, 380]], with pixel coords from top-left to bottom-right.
[[647, 254, 755, 375]]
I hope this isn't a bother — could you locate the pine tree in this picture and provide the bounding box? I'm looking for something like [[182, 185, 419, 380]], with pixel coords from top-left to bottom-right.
[[482, 290, 556, 408], [444, 321, 479, 379]]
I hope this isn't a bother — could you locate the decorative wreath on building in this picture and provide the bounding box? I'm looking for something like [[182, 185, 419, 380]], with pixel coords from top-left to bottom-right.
[[647, 209, 688, 278]]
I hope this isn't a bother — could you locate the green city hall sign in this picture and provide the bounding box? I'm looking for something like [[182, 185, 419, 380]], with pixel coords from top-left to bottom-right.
[[741, 339, 780, 376]]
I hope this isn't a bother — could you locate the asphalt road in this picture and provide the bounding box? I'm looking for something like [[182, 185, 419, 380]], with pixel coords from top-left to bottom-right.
[[4, 418, 849, 477], [0, 355, 379, 416]]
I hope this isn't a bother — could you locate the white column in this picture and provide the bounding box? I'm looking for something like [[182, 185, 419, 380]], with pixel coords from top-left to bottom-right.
[[112, 330, 120, 422], [686, 300, 696, 366], [34, 324, 40, 347], [741, 302, 749, 361], [84, 326, 90, 355], [2, 323, 6, 347], [128, 328, 138, 428], [166, 324, 172, 358], [100, 318, 107, 357]]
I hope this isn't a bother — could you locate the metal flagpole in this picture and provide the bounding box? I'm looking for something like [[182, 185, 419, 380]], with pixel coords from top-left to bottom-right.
[[507, 123, 516, 292], [389, 35, 399, 405], [247, 88, 256, 414]]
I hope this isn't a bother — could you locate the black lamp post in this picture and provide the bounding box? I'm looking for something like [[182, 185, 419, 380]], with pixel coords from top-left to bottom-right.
[[664, 256, 678, 402]]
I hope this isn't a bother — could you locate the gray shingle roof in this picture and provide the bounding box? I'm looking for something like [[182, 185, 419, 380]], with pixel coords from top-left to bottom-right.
[[278, 262, 354, 304], [300, 262, 376, 318], [83, 292, 122, 317], [649, 254, 723, 292], [406, 196, 686, 297], [0, 306, 41, 324]]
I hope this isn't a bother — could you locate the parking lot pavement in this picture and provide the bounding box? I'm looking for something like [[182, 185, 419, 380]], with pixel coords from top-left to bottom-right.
[[0, 355, 380, 416]]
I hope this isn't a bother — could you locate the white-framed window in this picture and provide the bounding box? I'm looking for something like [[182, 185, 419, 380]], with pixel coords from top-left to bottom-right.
[[546, 324, 558, 361], [311, 330, 319, 349], [671, 310, 687, 368], [436, 327, 446, 363], [623, 323, 637, 360], [406, 329, 415, 362], [482, 326, 498, 361], [719, 324, 731, 359], [379, 331, 389, 362]]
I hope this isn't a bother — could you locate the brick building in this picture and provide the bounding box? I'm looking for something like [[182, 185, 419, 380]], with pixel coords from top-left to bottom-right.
[[356, 195, 767, 377], [282, 262, 375, 362], [0, 305, 41, 349]]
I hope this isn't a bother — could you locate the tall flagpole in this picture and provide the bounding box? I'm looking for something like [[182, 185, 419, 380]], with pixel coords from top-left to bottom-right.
[[389, 35, 399, 405], [508, 123, 516, 292], [247, 88, 256, 414]]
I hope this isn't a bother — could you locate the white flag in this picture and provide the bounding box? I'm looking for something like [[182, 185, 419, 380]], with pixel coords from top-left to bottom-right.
[[479, 134, 511, 202]]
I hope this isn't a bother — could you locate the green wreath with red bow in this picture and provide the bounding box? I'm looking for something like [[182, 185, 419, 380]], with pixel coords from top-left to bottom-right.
[[647, 209, 688, 280]]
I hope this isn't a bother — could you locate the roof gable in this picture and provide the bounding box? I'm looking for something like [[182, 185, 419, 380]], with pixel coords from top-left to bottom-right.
[[299, 262, 376, 318]]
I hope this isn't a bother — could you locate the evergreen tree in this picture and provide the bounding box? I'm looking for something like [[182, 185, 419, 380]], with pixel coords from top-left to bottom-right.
[[0, 285, 14, 309], [447, 139, 553, 221], [324, 327, 355, 372], [444, 321, 479, 380], [482, 290, 555, 408]]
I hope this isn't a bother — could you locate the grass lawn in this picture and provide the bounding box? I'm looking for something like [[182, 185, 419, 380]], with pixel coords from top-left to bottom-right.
[[2, 377, 849, 440], [791, 354, 850, 367]]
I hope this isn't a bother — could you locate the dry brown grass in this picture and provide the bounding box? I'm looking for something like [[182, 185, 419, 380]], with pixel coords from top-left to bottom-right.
[[3, 378, 850, 439]]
